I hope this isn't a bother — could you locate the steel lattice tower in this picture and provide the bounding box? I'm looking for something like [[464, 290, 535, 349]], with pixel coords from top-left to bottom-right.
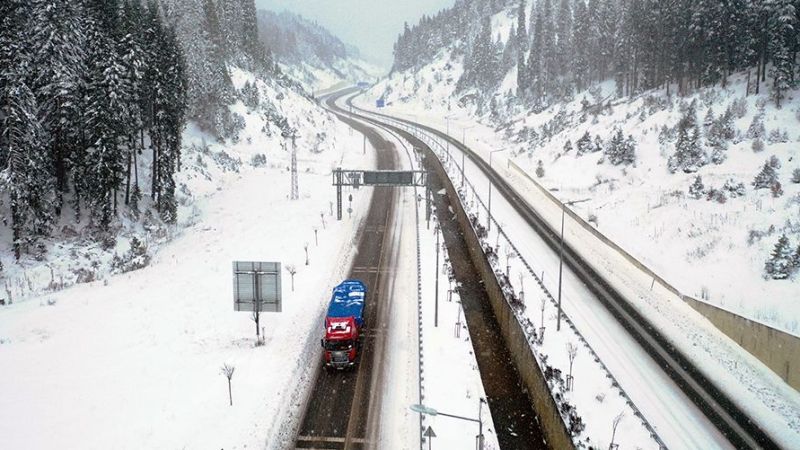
[[290, 132, 299, 200]]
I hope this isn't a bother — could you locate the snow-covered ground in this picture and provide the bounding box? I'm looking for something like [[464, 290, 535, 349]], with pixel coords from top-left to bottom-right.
[[0, 95, 374, 449], [280, 57, 384, 94], [361, 7, 800, 337], [0, 86, 505, 450], [354, 104, 800, 447]]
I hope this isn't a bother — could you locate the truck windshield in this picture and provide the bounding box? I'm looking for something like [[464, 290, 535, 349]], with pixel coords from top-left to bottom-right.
[[324, 340, 353, 351]]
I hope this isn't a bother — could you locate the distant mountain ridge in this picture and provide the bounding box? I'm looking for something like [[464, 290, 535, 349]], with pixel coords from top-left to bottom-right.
[[257, 9, 380, 90]]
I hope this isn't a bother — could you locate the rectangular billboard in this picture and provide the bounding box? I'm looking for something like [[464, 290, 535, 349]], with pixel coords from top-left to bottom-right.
[[233, 261, 282, 312]]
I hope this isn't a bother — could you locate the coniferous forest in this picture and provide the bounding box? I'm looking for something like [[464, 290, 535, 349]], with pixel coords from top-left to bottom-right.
[[392, 0, 800, 110], [0, 0, 275, 261]]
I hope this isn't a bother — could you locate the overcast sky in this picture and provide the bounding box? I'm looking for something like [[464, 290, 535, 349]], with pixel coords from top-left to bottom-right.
[[255, 0, 456, 68]]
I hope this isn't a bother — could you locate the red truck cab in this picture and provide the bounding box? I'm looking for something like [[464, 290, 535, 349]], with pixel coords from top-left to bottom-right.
[[322, 317, 359, 369]]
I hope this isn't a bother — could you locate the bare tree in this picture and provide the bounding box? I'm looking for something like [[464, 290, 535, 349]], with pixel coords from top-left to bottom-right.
[[320, 212, 326, 229], [609, 411, 624, 449], [221, 363, 235, 406], [286, 264, 297, 291], [304, 243, 309, 265], [313, 227, 319, 246], [566, 342, 578, 390]]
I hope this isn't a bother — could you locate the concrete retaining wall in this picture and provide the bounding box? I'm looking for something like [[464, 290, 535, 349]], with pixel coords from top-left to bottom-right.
[[428, 150, 576, 450], [508, 160, 800, 392]]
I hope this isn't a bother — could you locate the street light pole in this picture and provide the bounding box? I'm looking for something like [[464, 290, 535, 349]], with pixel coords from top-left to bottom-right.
[[557, 206, 565, 331], [487, 148, 508, 233], [445, 115, 456, 164], [410, 401, 485, 450], [556, 198, 589, 332]]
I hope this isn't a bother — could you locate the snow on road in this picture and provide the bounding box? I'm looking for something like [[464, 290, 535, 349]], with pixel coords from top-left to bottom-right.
[[330, 97, 499, 449]]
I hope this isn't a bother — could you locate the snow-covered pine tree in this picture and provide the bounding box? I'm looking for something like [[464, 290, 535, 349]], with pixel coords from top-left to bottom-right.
[[767, 0, 798, 107], [152, 23, 187, 223], [669, 101, 705, 173], [576, 131, 592, 156], [605, 128, 636, 165], [540, 0, 557, 101], [752, 160, 778, 190], [605, 127, 624, 164], [791, 168, 800, 184], [526, 5, 544, 107], [501, 26, 517, 72], [83, 0, 128, 228], [118, 0, 147, 208], [765, 234, 795, 279], [28, 0, 86, 217], [555, 0, 573, 88], [1, 80, 55, 259], [746, 112, 766, 140], [593, 134, 603, 153], [459, 15, 500, 93], [689, 176, 705, 199], [572, 0, 591, 92], [517, 0, 527, 52]]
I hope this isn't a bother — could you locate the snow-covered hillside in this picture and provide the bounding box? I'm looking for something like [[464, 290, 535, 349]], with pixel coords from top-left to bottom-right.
[[362, 4, 800, 335], [258, 10, 383, 92], [0, 66, 339, 303]]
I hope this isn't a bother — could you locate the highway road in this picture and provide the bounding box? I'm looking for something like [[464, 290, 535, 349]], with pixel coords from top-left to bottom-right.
[[349, 96, 780, 450]]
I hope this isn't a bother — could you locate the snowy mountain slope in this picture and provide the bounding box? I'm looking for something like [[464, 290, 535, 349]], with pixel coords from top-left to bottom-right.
[[257, 10, 382, 92], [362, 3, 800, 335]]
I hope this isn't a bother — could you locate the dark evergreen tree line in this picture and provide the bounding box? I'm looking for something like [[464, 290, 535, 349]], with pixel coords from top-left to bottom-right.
[[162, 0, 277, 138], [393, 0, 800, 110], [0, 0, 187, 260]]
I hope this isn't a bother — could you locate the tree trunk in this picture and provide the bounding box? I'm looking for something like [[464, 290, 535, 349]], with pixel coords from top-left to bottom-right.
[[227, 379, 232, 406], [152, 123, 159, 202], [125, 145, 132, 205]]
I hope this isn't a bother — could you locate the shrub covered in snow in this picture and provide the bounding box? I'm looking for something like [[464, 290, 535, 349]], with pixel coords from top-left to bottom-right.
[[535, 160, 545, 178], [722, 179, 746, 198], [791, 168, 800, 184], [111, 237, 151, 274], [768, 128, 790, 144]]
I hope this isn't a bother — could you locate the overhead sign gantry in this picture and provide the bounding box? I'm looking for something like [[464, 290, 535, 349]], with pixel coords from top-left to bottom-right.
[[332, 168, 427, 220]]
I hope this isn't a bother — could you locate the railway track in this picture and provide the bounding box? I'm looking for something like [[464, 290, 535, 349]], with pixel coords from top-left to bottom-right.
[[346, 95, 780, 450]]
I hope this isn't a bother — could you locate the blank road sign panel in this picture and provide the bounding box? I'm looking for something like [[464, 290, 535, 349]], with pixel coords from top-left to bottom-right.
[[233, 261, 282, 312], [362, 170, 414, 186]]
